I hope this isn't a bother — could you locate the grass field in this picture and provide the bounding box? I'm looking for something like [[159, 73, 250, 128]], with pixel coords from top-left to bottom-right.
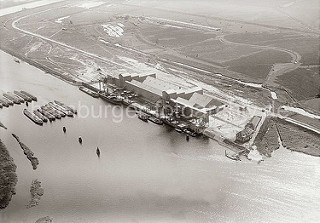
[[276, 67, 320, 101], [225, 33, 320, 66], [223, 50, 293, 81]]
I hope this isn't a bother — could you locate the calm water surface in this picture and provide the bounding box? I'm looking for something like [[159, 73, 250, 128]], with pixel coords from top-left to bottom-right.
[[0, 50, 319, 223]]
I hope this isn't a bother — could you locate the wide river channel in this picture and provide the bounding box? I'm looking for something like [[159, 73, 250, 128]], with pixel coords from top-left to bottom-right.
[[0, 50, 319, 223]]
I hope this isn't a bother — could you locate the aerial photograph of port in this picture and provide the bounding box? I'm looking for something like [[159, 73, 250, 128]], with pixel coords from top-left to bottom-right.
[[0, 0, 319, 222]]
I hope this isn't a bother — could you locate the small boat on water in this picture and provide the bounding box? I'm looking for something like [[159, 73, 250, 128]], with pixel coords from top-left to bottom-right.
[[175, 128, 183, 133], [79, 137, 83, 144], [79, 86, 99, 98], [96, 147, 100, 157], [225, 150, 241, 161], [14, 58, 20, 63], [138, 113, 149, 122], [23, 109, 43, 125], [148, 116, 163, 125], [186, 135, 190, 141], [63, 126, 66, 133]]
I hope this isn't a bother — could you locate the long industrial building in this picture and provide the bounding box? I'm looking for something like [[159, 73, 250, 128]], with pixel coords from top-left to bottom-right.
[[106, 72, 224, 121]]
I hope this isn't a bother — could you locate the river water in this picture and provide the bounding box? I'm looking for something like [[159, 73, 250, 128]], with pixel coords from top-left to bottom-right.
[[0, 50, 319, 223]]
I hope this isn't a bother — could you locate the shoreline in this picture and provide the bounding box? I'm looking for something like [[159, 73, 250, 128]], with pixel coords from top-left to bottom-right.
[[0, 48, 80, 86], [0, 139, 18, 209]]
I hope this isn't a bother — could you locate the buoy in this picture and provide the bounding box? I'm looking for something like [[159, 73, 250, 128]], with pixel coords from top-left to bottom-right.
[[63, 126, 66, 133], [79, 137, 82, 144]]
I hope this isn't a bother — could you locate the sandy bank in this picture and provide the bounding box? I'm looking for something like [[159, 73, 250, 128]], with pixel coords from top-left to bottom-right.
[[0, 139, 18, 209]]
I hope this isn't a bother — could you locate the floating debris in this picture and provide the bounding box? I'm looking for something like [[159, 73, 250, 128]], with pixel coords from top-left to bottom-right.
[[35, 216, 53, 223], [0, 121, 7, 130], [12, 134, 39, 170], [26, 179, 44, 208], [96, 147, 100, 157]]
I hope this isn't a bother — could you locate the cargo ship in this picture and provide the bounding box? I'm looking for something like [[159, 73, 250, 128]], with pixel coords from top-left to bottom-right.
[[14, 91, 32, 102], [79, 86, 99, 98], [21, 91, 37, 101], [53, 103, 74, 117], [48, 103, 66, 117], [54, 100, 77, 114], [100, 94, 122, 105], [23, 109, 43, 125], [33, 110, 48, 122], [148, 116, 163, 125], [38, 108, 55, 121], [3, 93, 21, 104], [0, 97, 13, 106], [138, 112, 149, 122], [7, 92, 24, 103], [42, 105, 61, 119]]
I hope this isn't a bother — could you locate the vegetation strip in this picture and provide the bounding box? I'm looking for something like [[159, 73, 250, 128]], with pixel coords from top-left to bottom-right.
[[26, 179, 44, 208], [0, 139, 18, 209], [12, 134, 39, 170]]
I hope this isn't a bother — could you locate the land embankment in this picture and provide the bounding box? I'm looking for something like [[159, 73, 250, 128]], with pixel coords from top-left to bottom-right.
[[12, 134, 39, 170], [254, 117, 279, 157], [277, 118, 320, 157], [254, 116, 320, 157], [0, 139, 18, 209]]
